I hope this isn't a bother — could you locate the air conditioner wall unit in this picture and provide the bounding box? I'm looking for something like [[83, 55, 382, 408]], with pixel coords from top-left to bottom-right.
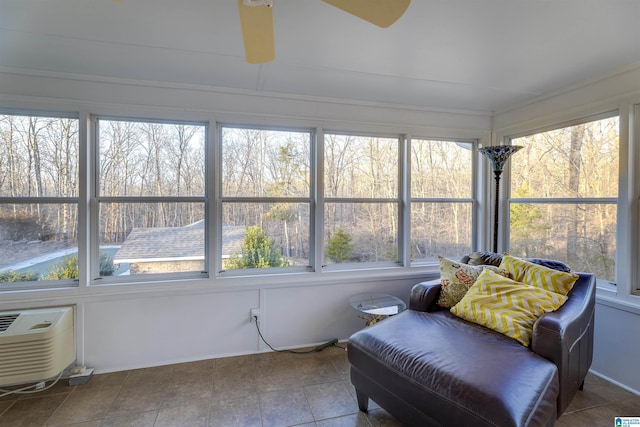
[[0, 306, 75, 387]]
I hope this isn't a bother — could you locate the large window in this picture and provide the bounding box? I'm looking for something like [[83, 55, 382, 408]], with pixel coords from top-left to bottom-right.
[[0, 109, 482, 288], [323, 133, 400, 267], [220, 126, 311, 272], [509, 114, 619, 281], [0, 113, 79, 288], [97, 118, 207, 280], [410, 139, 474, 263]]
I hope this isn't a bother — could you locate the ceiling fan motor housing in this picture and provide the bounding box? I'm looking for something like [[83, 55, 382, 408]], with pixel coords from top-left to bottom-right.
[[243, 0, 273, 7]]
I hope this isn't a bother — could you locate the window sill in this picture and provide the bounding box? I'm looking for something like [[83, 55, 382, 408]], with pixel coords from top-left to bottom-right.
[[0, 266, 441, 305], [595, 290, 640, 315]]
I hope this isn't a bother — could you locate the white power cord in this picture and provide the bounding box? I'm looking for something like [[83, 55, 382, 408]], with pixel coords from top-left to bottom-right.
[[0, 371, 64, 398]]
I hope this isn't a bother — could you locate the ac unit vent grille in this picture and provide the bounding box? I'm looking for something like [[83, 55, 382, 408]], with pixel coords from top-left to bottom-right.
[[0, 307, 75, 386], [0, 314, 19, 333]]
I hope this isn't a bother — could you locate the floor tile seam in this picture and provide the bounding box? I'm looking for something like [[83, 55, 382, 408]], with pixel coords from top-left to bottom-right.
[[301, 380, 360, 422], [209, 390, 258, 404], [158, 396, 213, 412], [314, 413, 374, 427], [41, 388, 76, 427], [160, 377, 215, 397], [100, 408, 159, 425], [0, 400, 16, 419], [213, 368, 258, 380], [256, 392, 266, 427], [562, 401, 614, 415], [301, 385, 319, 422], [258, 386, 314, 426], [97, 370, 131, 393], [12, 388, 72, 401], [99, 372, 132, 421], [148, 409, 160, 426]]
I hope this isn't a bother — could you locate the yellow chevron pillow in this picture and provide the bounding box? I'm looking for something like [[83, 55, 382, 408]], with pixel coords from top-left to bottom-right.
[[499, 253, 579, 295], [451, 269, 567, 346], [436, 256, 511, 308]]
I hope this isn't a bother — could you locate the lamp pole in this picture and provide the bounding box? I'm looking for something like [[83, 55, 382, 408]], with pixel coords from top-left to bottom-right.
[[479, 145, 523, 253], [490, 169, 502, 253]]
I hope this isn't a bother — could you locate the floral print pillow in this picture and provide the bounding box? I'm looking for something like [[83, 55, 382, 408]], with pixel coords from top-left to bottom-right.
[[436, 256, 511, 308]]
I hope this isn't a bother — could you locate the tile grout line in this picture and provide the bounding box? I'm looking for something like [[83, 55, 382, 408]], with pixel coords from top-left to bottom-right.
[[42, 387, 74, 427], [0, 400, 16, 420], [99, 370, 132, 425]]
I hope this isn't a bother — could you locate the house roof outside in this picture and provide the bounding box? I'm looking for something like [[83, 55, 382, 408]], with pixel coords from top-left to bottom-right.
[[113, 221, 245, 264]]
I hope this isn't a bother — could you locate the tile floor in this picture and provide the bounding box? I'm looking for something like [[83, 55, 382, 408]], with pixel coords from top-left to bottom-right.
[[0, 345, 638, 427]]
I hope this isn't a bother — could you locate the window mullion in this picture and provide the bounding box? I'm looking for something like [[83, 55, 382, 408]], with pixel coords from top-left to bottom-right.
[[315, 126, 324, 271]]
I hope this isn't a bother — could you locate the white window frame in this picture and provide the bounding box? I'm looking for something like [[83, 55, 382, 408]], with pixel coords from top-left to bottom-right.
[[321, 131, 404, 271], [0, 108, 484, 290], [632, 104, 640, 295], [92, 116, 209, 285], [0, 110, 80, 291], [217, 124, 315, 276], [506, 111, 619, 287], [408, 137, 478, 266]]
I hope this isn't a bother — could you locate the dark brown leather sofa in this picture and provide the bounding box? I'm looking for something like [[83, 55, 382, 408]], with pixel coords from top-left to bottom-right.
[[348, 272, 596, 427]]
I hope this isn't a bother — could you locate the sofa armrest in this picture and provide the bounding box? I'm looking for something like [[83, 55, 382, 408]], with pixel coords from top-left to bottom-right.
[[409, 279, 442, 312], [531, 272, 596, 415]]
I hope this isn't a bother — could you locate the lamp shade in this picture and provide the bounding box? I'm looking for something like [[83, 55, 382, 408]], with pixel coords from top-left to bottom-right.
[[479, 145, 523, 172]]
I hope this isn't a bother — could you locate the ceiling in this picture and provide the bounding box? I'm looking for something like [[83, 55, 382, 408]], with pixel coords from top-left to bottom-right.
[[1, 0, 639, 114]]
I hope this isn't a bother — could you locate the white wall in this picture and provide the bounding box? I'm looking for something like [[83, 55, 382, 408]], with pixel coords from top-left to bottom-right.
[[493, 64, 640, 394], [78, 276, 422, 373], [6, 64, 640, 394], [0, 68, 488, 374]]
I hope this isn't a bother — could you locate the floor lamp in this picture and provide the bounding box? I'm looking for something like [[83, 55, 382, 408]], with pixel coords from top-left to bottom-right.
[[479, 145, 523, 253]]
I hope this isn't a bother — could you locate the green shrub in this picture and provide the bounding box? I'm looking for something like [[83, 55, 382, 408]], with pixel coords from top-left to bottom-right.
[[326, 228, 352, 263], [43, 251, 115, 280], [226, 226, 288, 269], [0, 270, 39, 282], [43, 254, 78, 280]]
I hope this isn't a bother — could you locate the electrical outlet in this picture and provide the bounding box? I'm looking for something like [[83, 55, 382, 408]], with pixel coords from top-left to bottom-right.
[[250, 308, 260, 323]]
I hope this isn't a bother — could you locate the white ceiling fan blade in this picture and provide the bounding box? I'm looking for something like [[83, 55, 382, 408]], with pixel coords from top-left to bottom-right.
[[237, 0, 275, 64], [321, 0, 411, 28]]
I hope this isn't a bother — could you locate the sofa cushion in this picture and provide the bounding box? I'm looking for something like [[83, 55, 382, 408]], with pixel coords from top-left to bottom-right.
[[437, 256, 510, 308], [499, 254, 579, 295], [451, 269, 567, 346]]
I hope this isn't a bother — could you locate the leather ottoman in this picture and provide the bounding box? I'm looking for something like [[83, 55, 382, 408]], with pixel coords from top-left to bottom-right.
[[348, 309, 559, 427]]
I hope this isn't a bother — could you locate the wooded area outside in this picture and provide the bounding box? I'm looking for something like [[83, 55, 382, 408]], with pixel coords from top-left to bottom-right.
[[97, 118, 206, 247], [0, 114, 79, 280], [410, 140, 473, 262], [98, 119, 206, 276], [221, 127, 311, 268], [0, 111, 620, 284], [509, 115, 619, 281], [323, 134, 399, 264]]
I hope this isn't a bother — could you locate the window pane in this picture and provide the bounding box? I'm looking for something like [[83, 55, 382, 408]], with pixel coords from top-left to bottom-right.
[[221, 128, 310, 198], [509, 203, 616, 281], [222, 203, 310, 269], [99, 120, 205, 197], [0, 203, 78, 283], [325, 203, 398, 264], [511, 117, 619, 198], [411, 140, 473, 198], [0, 113, 79, 287], [324, 134, 398, 198], [0, 115, 79, 198], [101, 202, 205, 276], [411, 202, 472, 262]]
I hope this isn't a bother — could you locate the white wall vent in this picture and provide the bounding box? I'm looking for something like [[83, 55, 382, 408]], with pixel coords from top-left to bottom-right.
[[0, 306, 75, 386]]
